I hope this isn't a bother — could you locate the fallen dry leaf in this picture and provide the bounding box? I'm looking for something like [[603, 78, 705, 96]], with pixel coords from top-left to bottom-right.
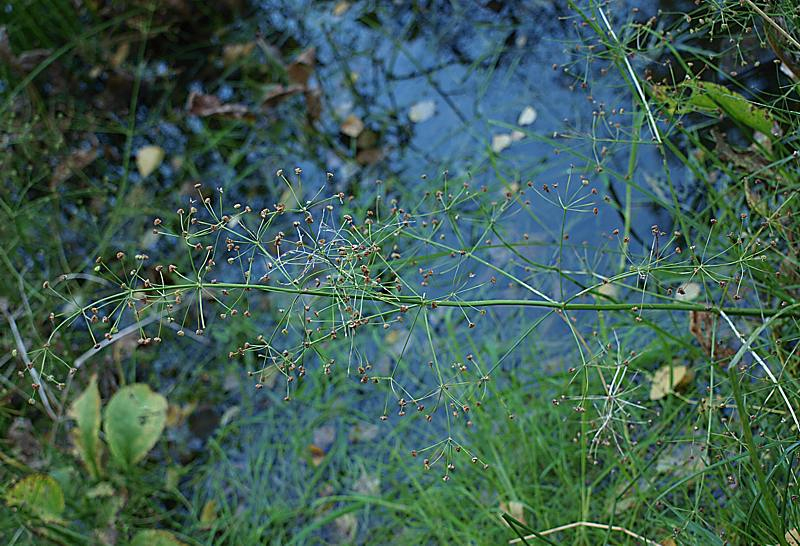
[[287, 47, 316, 87], [499, 500, 526, 526], [650, 364, 693, 401], [492, 133, 513, 153], [309, 444, 325, 466], [333, 1, 351, 16], [222, 42, 255, 66], [408, 100, 436, 123], [110, 42, 130, 68], [517, 105, 537, 126], [340, 114, 365, 138], [356, 147, 383, 165], [787, 528, 800, 546], [136, 145, 165, 178], [262, 83, 305, 108], [689, 311, 735, 362], [199, 500, 218, 528], [186, 91, 252, 119]]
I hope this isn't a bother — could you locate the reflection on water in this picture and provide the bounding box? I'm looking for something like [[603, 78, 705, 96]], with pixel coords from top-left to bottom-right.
[[169, 1, 681, 541]]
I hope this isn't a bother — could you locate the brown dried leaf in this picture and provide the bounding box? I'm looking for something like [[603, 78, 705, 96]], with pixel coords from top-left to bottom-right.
[[340, 114, 364, 138], [786, 528, 800, 546], [309, 444, 325, 466], [287, 47, 316, 87], [186, 92, 252, 120], [356, 147, 383, 165], [689, 311, 735, 362], [262, 84, 305, 108]]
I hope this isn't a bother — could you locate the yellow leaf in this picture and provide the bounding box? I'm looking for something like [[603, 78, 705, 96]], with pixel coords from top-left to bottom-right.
[[110, 42, 130, 68], [333, 1, 350, 16], [200, 500, 217, 526], [650, 365, 694, 401], [222, 42, 255, 66], [309, 444, 325, 466], [136, 146, 165, 178]]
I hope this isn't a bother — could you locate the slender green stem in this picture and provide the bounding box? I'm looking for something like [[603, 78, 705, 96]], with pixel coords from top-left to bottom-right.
[[101, 281, 798, 318]]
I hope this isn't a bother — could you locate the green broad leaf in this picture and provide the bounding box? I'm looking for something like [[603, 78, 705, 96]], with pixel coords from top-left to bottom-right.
[[651, 81, 778, 136], [104, 384, 167, 470], [685, 81, 776, 135], [4, 474, 65, 523], [68, 374, 103, 478], [129, 529, 186, 546]]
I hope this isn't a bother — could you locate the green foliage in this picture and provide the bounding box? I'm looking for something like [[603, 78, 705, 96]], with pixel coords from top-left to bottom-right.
[[129, 529, 186, 546], [4, 474, 65, 523], [103, 384, 167, 470], [67, 375, 102, 478]]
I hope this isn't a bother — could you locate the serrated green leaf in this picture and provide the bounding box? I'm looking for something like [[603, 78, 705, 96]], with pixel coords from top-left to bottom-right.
[[130, 529, 186, 546], [104, 384, 167, 470], [68, 374, 103, 478], [4, 474, 65, 522]]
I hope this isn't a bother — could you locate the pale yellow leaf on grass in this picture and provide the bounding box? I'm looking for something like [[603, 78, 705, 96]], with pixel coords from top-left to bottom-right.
[[786, 528, 800, 546], [136, 146, 165, 178], [499, 500, 526, 525], [650, 365, 694, 401], [200, 500, 218, 526]]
